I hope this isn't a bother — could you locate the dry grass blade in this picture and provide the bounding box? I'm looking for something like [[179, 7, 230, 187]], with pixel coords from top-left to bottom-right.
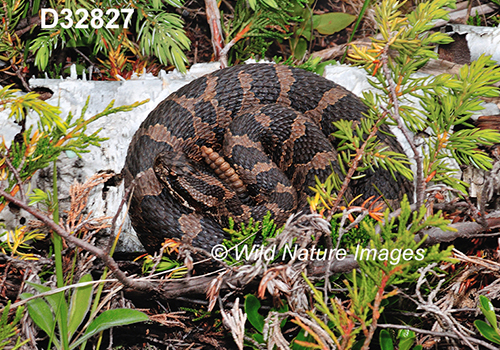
[[453, 248, 500, 270], [207, 270, 228, 312], [149, 311, 188, 328]]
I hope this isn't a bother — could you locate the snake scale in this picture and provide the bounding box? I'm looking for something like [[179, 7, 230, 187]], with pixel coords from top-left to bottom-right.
[[123, 63, 412, 254]]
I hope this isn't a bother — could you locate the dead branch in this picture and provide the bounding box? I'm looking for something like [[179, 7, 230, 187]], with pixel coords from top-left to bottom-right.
[[0, 188, 155, 293], [4, 175, 499, 306], [378, 324, 499, 350], [204, 0, 225, 66], [135, 255, 359, 300], [3, 157, 26, 203], [311, 43, 347, 61], [14, 15, 41, 37], [433, 3, 499, 28], [417, 214, 500, 245]]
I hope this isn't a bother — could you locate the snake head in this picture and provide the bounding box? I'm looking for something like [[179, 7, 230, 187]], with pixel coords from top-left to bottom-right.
[[154, 151, 197, 180], [153, 151, 201, 210], [154, 150, 238, 218]]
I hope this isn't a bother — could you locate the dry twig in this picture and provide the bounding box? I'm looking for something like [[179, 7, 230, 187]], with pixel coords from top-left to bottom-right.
[[378, 323, 499, 350], [221, 297, 246, 350], [0, 188, 155, 292], [414, 263, 478, 349]]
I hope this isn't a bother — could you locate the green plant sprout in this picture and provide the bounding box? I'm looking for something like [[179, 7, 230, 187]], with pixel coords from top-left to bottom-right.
[[21, 274, 148, 350], [475, 295, 500, 344], [1, 86, 150, 349], [0, 301, 28, 350]]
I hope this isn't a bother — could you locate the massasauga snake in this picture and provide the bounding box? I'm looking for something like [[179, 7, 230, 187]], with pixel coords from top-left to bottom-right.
[[123, 63, 412, 253]]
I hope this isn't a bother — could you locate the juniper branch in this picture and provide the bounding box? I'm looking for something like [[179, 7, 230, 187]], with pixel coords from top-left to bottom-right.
[[327, 115, 383, 219], [379, 46, 424, 208]]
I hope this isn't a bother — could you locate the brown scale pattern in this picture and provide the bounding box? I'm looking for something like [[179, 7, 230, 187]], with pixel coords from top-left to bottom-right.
[[123, 63, 413, 253]]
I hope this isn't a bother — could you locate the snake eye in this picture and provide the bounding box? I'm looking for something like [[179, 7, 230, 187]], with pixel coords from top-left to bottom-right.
[[154, 152, 174, 177]]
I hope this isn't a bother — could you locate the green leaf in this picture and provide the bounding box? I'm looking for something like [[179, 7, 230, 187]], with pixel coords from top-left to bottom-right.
[[26, 282, 69, 349], [28, 188, 49, 206], [262, 0, 278, 9], [248, 0, 257, 10], [252, 333, 264, 344], [34, 43, 49, 70], [379, 329, 394, 350], [479, 295, 498, 331], [300, 23, 313, 41], [315, 60, 336, 76], [165, 0, 184, 7], [137, 12, 189, 73], [397, 329, 416, 350], [63, 64, 86, 76], [290, 1, 306, 16], [21, 293, 55, 336], [21, 292, 62, 349], [69, 309, 149, 349], [293, 37, 308, 60], [68, 274, 93, 339], [312, 13, 356, 35], [475, 320, 500, 344], [244, 294, 264, 333]]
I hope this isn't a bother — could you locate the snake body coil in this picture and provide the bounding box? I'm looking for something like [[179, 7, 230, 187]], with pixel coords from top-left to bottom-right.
[[124, 64, 412, 253]]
